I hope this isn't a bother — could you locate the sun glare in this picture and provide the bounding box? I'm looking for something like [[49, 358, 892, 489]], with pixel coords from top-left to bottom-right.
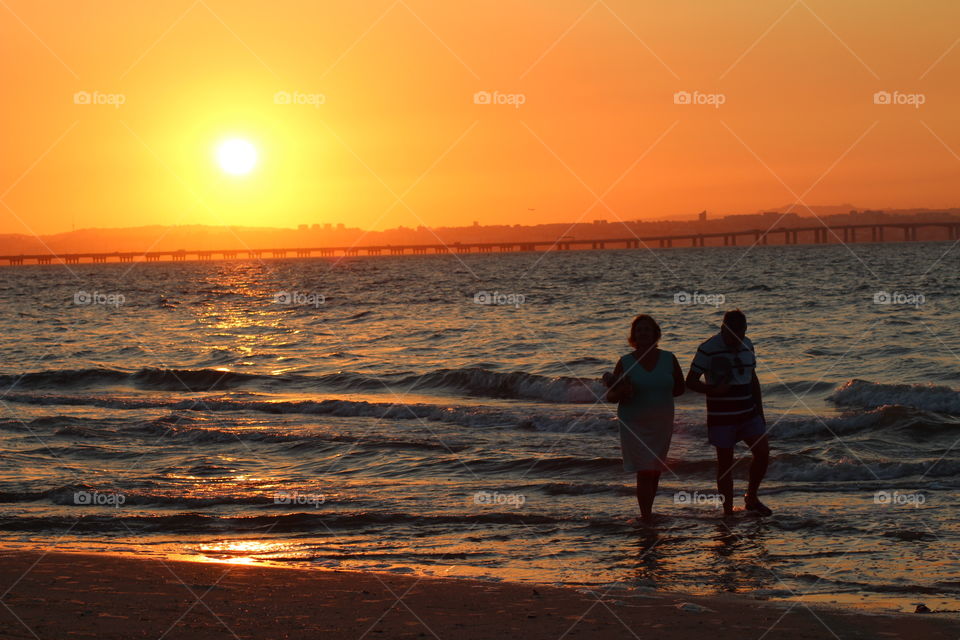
[[216, 138, 257, 176]]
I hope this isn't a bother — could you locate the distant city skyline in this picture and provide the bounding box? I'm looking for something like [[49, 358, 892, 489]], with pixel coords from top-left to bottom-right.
[[2, 204, 956, 259]]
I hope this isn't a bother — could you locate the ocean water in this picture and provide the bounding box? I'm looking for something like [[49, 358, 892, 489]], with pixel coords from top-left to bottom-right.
[[0, 243, 957, 612]]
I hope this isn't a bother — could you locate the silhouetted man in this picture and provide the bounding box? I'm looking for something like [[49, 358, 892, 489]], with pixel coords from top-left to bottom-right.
[[686, 309, 771, 516]]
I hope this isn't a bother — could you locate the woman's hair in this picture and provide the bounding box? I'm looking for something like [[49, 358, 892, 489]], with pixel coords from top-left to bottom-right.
[[628, 314, 661, 348]]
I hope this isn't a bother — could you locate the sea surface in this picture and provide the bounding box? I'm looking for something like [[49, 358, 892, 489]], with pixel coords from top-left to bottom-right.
[[0, 242, 958, 613]]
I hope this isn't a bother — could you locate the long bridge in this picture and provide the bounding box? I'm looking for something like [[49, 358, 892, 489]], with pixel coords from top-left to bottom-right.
[[3, 221, 959, 265]]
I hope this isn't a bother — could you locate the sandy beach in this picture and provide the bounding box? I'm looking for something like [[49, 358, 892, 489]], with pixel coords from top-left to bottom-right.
[[0, 550, 954, 639]]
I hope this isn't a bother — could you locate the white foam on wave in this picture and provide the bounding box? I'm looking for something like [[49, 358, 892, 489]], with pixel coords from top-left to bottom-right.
[[4, 392, 618, 434], [829, 379, 960, 415]]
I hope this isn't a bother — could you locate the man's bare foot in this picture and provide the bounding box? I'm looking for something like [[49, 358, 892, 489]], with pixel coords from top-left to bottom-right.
[[744, 495, 772, 516]]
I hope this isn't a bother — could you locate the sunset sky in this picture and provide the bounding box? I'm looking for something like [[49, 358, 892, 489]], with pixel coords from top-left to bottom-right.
[[2, 0, 959, 235]]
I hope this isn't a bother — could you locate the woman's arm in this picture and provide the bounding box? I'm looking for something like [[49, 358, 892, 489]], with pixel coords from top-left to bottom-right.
[[671, 355, 685, 397], [604, 359, 630, 403]]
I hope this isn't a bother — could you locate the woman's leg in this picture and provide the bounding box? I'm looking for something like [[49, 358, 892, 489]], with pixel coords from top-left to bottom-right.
[[635, 471, 661, 521]]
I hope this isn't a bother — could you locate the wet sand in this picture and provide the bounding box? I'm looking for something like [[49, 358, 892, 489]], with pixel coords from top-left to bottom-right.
[[0, 550, 955, 639]]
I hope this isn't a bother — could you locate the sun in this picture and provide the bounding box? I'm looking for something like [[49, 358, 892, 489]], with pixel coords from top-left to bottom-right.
[[216, 138, 257, 175]]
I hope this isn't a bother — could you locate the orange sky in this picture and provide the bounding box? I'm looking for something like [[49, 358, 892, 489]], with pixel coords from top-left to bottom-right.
[[2, 0, 959, 235]]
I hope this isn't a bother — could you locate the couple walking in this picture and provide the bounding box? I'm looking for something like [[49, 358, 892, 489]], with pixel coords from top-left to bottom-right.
[[603, 310, 771, 523]]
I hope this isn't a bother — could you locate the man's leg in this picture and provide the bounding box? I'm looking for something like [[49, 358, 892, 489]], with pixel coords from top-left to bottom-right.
[[743, 433, 769, 499], [714, 447, 735, 514]]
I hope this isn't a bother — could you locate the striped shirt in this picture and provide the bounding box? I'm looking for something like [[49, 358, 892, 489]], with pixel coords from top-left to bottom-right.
[[691, 334, 757, 427]]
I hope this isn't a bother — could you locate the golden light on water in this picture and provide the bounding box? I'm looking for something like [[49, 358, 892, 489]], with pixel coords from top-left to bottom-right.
[[194, 540, 289, 565]]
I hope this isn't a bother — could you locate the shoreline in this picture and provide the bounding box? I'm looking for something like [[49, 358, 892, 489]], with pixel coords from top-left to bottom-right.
[[0, 550, 955, 639]]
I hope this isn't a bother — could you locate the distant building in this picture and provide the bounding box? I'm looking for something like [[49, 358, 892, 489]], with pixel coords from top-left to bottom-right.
[[698, 211, 707, 222], [311, 223, 320, 230], [336, 223, 345, 230], [593, 219, 608, 225], [298, 224, 308, 231]]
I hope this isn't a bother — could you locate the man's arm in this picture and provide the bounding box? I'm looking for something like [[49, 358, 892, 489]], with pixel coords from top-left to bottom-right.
[[751, 370, 765, 423], [685, 367, 729, 396], [687, 343, 717, 395], [685, 368, 710, 394]]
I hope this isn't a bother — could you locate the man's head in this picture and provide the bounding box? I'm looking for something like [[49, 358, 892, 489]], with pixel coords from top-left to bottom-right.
[[720, 309, 747, 347]]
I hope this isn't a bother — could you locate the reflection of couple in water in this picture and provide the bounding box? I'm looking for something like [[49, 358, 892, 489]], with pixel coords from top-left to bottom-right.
[[603, 310, 771, 524]]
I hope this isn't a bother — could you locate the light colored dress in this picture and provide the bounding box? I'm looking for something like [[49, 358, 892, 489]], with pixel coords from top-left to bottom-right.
[[616, 350, 675, 472]]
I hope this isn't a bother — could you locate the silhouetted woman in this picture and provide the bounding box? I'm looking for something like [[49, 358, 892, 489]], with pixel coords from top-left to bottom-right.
[[604, 314, 684, 523]]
